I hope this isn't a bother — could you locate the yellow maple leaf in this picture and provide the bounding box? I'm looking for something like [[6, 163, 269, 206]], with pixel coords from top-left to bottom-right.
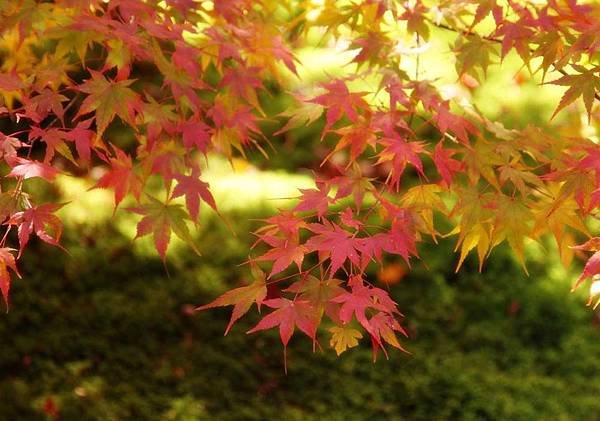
[[329, 325, 362, 356]]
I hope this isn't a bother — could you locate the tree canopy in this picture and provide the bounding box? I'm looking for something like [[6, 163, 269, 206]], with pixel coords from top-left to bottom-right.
[[0, 0, 599, 361]]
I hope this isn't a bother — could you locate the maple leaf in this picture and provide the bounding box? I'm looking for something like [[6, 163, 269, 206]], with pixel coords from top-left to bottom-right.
[[309, 80, 369, 130], [578, 146, 600, 185], [452, 223, 490, 272], [255, 234, 306, 278], [147, 142, 186, 183], [376, 136, 427, 190], [357, 215, 418, 269], [400, 184, 447, 240], [454, 35, 497, 80], [532, 184, 588, 267], [433, 143, 462, 187], [0, 248, 20, 310], [434, 102, 479, 144], [76, 70, 140, 137], [543, 167, 596, 213], [340, 207, 362, 230], [574, 251, 600, 290], [104, 38, 132, 80], [400, 1, 430, 40], [172, 41, 202, 79], [270, 35, 299, 75], [571, 237, 600, 253], [274, 99, 323, 135], [368, 312, 408, 360], [128, 196, 200, 261], [490, 194, 534, 271], [494, 19, 535, 61], [0, 133, 23, 166], [254, 210, 306, 239], [327, 123, 377, 164], [294, 184, 330, 219], [6, 203, 65, 258], [329, 325, 362, 356], [351, 30, 391, 67], [64, 119, 95, 164], [332, 276, 399, 335], [549, 65, 600, 121], [498, 164, 543, 196], [177, 118, 211, 155], [196, 271, 267, 334], [305, 220, 361, 275], [172, 168, 217, 222], [7, 158, 60, 182], [219, 66, 264, 112], [247, 298, 320, 347], [286, 275, 345, 325], [94, 147, 142, 208], [24, 89, 68, 123], [29, 126, 75, 164], [0, 72, 26, 91], [470, 0, 499, 30], [533, 32, 565, 79], [450, 187, 495, 270], [330, 168, 374, 210]]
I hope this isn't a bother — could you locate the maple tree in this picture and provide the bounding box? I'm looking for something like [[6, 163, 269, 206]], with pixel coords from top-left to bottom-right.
[[0, 0, 599, 362]]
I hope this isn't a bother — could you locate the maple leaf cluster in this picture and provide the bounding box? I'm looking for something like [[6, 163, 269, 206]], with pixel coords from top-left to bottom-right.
[[0, 0, 598, 359]]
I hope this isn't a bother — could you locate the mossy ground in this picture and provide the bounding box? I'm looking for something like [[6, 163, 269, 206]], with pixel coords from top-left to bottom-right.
[[0, 207, 599, 421]]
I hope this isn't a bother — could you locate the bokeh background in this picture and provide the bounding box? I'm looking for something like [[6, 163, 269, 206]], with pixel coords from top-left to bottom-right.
[[1, 24, 600, 420]]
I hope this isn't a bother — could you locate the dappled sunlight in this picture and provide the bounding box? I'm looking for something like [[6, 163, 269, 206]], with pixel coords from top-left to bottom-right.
[[54, 155, 314, 259], [202, 156, 314, 211]]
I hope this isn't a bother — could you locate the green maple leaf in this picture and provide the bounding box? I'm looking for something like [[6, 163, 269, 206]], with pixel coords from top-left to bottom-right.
[[128, 196, 200, 261], [76, 70, 140, 136], [550, 65, 600, 122], [490, 194, 534, 272]]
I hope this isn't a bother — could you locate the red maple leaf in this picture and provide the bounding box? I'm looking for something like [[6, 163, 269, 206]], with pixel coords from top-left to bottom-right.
[[574, 251, 600, 289], [94, 146, 142, 208], [368, 312, 409, 360], [6, 203, 65, 258], [331, 276, 400, 335], [0, 133, 23, 166], [305, 220, 361, 275], [434, 102, 478, 143], [376, 136, 428, 190], [28, 126, 72, 164], [309, 79, 369, 130], [254, 210, 306, 239], [8, 158, 60, 182], [294, 183, 330, 219], [255, 234, 306, 278], [0, 72, 25, 91], [24, 88, 68, 123], [433, 142, 462, 187], [172, 168, 217, 222], [247, 298, 319, 348], [177, 118, 212, 154], [64, 119, 95, 164]]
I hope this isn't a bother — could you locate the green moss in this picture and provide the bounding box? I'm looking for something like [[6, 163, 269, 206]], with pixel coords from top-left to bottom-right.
[[0, 208, 599, 420]]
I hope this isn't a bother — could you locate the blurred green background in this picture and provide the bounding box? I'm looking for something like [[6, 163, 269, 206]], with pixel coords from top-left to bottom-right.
[[1, 26, 600, 421]]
